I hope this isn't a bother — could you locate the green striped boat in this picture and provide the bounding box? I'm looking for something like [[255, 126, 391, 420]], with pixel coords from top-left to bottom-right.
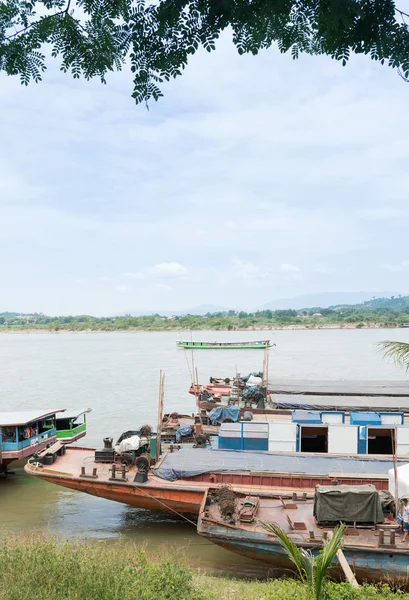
[[176, 340, 270, 350]]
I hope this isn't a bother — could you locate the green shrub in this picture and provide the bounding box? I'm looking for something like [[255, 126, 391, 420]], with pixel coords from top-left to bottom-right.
[[0, 536, 207, 600]]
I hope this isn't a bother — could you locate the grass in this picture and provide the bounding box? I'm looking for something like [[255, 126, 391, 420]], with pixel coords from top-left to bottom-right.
[[0, 536, 409, 600]]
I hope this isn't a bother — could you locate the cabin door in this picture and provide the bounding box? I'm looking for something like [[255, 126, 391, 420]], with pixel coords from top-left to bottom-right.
[[268, 423, 297, 452], [327, 425, 358, 454], [396, 426, 409, 455]]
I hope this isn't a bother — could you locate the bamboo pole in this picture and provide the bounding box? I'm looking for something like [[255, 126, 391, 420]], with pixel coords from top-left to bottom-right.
[[393, 425, 399, 516], [156, 371, 165, 462]]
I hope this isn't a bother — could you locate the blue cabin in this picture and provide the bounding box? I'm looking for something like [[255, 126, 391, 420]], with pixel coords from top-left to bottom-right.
[[218, 410, 409, 456], [0, 409, 65, 472]]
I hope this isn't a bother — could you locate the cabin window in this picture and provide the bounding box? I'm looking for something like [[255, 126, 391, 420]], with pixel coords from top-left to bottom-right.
[[367, 428, 394, 455], [39, 418, 55, 434], [300, 426, 328, 453], [3, 427, 16, 442]]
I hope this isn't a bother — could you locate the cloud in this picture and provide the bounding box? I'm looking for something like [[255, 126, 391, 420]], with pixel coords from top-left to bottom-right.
[[232, 259, 268, 284], [152, 283, 171, 291], [280, 263, 300, 273], [1, 35, 408, 314], [315, 266, 330, 275], [382, 261, 409, 272], [116, 284, 130, 293], [148, 262, 188, 279], [121, 272, 145, 280], [98, 276, 113, 282]]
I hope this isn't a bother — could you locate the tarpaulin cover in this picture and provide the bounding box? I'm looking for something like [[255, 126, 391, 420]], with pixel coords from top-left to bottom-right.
[[208, 406, 240, 425], [313, 484, 384, 524], [242, 386, 259, 399], [268, 379, 409, 398], [241, 372, 262, 383], [152, 447, 400, 482], [271, 393, 409, 412], [115, 435, 141, 454], [175, 425, 194, 443]]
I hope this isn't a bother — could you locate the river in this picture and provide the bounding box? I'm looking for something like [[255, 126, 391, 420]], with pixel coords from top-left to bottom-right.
[[1, 328, 409, 575]]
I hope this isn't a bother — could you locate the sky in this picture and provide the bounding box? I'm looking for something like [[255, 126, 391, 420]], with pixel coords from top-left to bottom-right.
[[1, 34, 409, 316]]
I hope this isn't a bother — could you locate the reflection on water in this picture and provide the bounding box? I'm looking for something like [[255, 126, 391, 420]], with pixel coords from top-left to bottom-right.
[[1, 329, 408, 574]]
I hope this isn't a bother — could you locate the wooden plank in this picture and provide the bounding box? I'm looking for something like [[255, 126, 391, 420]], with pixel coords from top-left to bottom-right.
[[327, 531, 359, 588]]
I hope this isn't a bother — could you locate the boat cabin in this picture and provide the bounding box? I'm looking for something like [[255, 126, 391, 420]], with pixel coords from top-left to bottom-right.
[[0, 409, 65, 472], [56, 408, 91, 443], [218, 410, 409, 456]]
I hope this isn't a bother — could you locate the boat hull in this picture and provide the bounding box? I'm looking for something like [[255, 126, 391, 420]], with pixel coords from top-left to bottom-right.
[[24, 465, 204, 515], [177, 342, 270, 350], [198, 522, 409, 583]]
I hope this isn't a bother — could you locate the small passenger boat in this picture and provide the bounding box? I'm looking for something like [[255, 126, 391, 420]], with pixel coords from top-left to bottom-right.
[[197, 484, 404, 583], [56, 408, 91, 443], [0, 409, 65, 474], [177, 340, 270, 350]]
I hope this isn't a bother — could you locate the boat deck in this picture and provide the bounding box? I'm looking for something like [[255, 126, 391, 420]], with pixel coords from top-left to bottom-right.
[[201, 490, 403, 550], [24, 446, 335, 515]]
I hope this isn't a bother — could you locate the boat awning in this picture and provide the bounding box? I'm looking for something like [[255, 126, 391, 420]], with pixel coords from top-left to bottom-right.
[[56, 408, 92, 421], [0, 409, 66, 427]]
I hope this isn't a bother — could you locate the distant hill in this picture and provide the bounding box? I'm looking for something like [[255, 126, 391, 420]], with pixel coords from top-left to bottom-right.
[[260, 292, 403, 311]]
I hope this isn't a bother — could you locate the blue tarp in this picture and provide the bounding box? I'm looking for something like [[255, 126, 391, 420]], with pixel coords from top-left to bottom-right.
[[208, 406, 240, 425], [152, 447, 404, 482], [175, 425, 194, 443]]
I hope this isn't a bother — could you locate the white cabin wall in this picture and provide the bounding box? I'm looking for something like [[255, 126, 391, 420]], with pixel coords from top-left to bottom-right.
[[397, 426, 409, 456], [328, 425, 358, 454], [268, 423, 297, 452]]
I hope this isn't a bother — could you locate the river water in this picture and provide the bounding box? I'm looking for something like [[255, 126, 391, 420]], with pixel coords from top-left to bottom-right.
[[1, 329, 409, 575]]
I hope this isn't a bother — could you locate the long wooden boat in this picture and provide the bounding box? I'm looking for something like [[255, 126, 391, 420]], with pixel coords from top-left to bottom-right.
[[0, 409, 65, 474], [177, 340, 270, 350], [197, 485, 404, 583], [24, 444, 398, 516]]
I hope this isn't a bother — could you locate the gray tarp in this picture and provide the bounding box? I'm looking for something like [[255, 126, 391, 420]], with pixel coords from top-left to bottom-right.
[[268, 379, 409, 398], [271, 393, 409, 412], [152, 447, 403, 482], [313, 484, 384, 524]]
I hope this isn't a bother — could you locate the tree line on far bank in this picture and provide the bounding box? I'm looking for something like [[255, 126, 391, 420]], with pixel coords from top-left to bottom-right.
[[1, 296, 409, 331]]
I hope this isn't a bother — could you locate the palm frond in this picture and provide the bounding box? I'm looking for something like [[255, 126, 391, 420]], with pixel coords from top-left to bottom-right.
[[378, 341, 409, 372], [313, 525, 346, 599], [259, 521, 306, 583]]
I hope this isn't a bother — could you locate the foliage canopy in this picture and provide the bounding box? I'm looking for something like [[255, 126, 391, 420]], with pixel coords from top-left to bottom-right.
[[1, 0, 409, 103]]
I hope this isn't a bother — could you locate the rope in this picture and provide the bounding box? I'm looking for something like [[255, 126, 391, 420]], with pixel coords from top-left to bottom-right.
[[130, 479, 198, 527]]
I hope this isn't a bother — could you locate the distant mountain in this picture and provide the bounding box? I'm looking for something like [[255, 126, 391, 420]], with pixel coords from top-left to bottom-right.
[[260, 292, 403, 311]]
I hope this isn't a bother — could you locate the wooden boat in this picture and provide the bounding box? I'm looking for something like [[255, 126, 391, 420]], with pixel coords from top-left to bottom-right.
[[0, 409, 65, 474], [24, 444, 397, 516], [56, 408, 91, 443], [177, 340, 270, 350], [197, 485, 405, 583]]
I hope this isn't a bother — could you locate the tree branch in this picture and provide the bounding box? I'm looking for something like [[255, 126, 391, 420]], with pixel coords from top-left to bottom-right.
[[5, 0, 72, 41], [395, 6, 409, 17]]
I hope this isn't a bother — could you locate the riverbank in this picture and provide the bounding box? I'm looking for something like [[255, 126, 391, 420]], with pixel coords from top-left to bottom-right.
[[0, 536, 408, 600], [0, 322, 404, 334]]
